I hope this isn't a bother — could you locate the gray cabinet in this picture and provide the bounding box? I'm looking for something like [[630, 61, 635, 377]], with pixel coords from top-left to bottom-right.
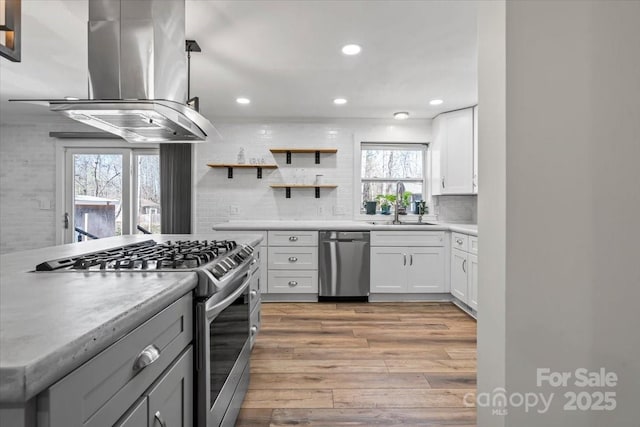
[[115, 399, 146, 427], [39, 293, 194, 427], [115, 348, 193, 427], [147, 347, 193, 427]]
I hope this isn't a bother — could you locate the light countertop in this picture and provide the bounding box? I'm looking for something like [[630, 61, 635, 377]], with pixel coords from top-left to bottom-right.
[[0, 233, 262, 403], [212, 220, 478, 236]]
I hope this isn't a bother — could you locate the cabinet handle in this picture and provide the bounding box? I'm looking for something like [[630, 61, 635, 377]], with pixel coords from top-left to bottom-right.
[[288, 280, 298, 286], [154, 411, 167, 427], [403, 254, 407, 266], [456, 238, 463, 245], [288, 256, 298, 262], [462, 259, 467, 273], [410, 254, 413, 265], [250, 289, 258, 297], [289, 236, 298, 241], [441, 177, 445, 189], [133, 344, 160, 372], [251, 326, 258, 336]]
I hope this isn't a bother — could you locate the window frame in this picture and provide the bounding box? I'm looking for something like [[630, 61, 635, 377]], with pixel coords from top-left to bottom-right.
[[55, 139, 159, 244], [354, 141, 430, 220]]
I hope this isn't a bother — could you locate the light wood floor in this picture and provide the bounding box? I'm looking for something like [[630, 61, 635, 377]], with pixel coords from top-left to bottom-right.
[[236, 302, 477, 427]]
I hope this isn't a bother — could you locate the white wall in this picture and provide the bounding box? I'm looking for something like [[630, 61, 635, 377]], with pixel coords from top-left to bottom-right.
[[477, 2, 506, 426], [193, 119, 431, 232], [0, 125, 57, 253], [479, 1, 640, 426]]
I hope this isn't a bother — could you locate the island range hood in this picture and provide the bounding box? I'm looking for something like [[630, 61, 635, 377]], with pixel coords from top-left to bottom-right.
[[15, 0, 218, 143]]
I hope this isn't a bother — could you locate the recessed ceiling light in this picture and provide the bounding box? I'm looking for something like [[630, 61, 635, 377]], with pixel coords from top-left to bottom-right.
[[341, 44, 361, 55], [393, 112, 410, 120], [429, 99, 444, 106], [236, 97, 251, 104], [333, 98, 347, 105]]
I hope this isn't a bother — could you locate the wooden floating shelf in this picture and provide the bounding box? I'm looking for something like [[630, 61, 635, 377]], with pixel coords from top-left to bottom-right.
[[270, 184, 338, 199], [269, 148, 338, 164], [207, 163, 278, 179]]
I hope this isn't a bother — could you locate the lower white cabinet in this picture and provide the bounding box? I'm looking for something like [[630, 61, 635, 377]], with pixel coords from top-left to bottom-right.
[[451, 239, 478, 311], [468, 254, 478, 310], [371, 246, 445, 293], [451, 248, 469, 301], [268, 270, 318, 293], [267, 230, 319, 295]]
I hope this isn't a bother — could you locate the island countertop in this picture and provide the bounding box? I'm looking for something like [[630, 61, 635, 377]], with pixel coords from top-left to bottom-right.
[[0, 233, 261, 403]]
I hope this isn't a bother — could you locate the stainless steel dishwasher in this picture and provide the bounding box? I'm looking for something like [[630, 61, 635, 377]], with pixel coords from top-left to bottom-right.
[[319, 231, 370, 300]]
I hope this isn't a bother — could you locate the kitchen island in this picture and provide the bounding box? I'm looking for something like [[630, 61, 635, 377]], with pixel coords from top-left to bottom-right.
[[0, 233, 260, 426]]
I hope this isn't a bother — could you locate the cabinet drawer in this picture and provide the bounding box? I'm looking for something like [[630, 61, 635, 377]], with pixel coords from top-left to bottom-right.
[[268, 230, 318, 246], [451, 232, 469, 252], [371, 231, 445, 247], [250, 300, 261, 348], [249, 273, 261, 313], [469, 236, 478, 255], [45, 293, 193, 427], [268, 270, 318, 293], [268, 246, 318, 270]]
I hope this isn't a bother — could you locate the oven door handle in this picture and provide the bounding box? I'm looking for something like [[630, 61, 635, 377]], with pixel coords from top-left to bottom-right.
[[205, 272, 251, 320]]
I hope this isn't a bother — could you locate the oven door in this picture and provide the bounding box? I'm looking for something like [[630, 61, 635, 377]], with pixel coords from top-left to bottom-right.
[[196, 271, 252, 427]]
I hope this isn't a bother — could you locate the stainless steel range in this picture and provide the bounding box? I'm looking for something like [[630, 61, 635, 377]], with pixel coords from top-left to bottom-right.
[[35, 238, 260, 427]]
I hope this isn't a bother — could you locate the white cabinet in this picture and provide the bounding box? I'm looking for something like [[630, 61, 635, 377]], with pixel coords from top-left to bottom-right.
[[267, 230, 318, 294], [473, 105, 478, 194], [407, 247, 446, 292], [431, 107, 475, 195], [451, 248, 468, 301], [468, 254, 478, 310], [370, 231, 446, 294], [450, 233, 478, 312], [370, 247, 407, 293]]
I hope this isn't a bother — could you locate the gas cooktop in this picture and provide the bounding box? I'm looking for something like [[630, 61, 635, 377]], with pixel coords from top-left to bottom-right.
[[35, 239, 240, 272]]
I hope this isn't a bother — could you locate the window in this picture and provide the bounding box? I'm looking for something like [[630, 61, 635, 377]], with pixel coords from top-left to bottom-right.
[[360, 143, 427, 215], [64, 148, 160, 242]]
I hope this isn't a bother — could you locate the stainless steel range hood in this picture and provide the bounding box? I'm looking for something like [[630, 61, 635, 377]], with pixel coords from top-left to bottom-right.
[[15, 0, 218, 143]]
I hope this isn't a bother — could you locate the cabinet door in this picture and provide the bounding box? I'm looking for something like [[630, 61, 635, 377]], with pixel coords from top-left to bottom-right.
[[468, 254, 478, 310], [370, 247, 407, 293], [115, 399, 147, 427], [442, 108, 474, 194], [472, 106, 478, 194], [147, 347, 193, 427], [407, 247, 445, 292], [430, 115, 444, 196], [450, 249, 468, 302]]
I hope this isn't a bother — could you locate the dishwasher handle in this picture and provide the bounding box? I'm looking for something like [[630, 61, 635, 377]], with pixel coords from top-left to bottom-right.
[[320, 231, 370, 242]]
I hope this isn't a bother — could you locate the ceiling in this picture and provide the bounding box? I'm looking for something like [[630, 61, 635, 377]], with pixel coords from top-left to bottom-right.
[[0, 0, 477, 124]]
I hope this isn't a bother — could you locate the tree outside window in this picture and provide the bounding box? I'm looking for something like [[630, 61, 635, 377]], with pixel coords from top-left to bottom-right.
[[360, 144, 426, 214]]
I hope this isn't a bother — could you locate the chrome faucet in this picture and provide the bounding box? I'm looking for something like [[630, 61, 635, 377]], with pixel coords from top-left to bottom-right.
[[392, 181, 405, 225]]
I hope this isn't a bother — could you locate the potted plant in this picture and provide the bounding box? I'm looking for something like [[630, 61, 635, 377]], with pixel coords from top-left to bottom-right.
[[397, 191, 412, 215], [375, 195, 393, 214]]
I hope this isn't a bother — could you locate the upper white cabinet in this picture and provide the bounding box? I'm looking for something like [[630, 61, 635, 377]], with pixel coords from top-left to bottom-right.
[[473, 105, 478, 194], [431, 107, 475, 195]]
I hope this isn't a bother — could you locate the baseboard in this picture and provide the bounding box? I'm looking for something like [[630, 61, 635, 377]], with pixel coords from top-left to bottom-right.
[[262, 293, 319, 302], [368, 293, 452, 302]]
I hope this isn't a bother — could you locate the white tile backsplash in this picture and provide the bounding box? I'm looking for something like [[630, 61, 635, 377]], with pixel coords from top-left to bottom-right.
[[433, 195, 477, 223], [0, 119, 431, 252], [0, 124, 57, 253], [194, 119, 431, 233]]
